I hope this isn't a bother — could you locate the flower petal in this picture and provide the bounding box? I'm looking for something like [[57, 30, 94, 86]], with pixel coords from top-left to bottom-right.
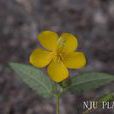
[[47, 60, 69, 82], [63, 52, 86, 69], [29, 48, 53, 68], [58, 33, 78, 53], [38, 31, 59, 51]]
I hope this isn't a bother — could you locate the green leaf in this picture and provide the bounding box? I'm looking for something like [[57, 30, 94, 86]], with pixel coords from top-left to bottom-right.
[[9, 63, 55, 98], [97, 93, 114, 107], [98, 93, 114, 103], [66, 72, 114, 93]]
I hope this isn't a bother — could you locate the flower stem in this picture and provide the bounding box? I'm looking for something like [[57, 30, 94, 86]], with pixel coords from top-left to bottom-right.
[[56, 94, 60, 114]]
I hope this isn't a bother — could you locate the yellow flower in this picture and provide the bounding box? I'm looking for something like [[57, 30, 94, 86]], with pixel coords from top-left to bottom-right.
[[29, 31, 86, 83]]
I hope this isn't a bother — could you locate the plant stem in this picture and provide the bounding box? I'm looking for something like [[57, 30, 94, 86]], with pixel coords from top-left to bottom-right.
[[56, 94, 60, 114]]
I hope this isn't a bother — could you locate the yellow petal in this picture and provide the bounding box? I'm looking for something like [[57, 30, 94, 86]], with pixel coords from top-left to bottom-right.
[[63, 52, 86, 69], [47, 59, 69, 82], [29, 48, 53, 68], [38, 31, 59, 51], [57, 33, 78, 53]]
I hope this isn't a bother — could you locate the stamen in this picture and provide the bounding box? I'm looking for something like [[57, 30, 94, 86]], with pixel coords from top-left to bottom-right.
[[57, 37, 66, 52]]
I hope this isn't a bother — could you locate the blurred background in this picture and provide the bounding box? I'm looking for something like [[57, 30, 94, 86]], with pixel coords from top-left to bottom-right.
[[0, 0, 114, 114]]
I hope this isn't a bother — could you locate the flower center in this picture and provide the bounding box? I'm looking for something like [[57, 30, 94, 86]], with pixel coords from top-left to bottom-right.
[[52, 38, 66, 62], [52, 51, 64, 62]]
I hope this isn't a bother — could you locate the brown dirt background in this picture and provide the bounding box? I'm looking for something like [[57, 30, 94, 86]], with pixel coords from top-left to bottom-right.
[[0, 0, 114, 114]]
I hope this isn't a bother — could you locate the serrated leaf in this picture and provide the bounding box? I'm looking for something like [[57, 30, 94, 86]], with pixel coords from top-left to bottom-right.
[[66, 72, 114, 93], [9, 63, 55, 98]]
